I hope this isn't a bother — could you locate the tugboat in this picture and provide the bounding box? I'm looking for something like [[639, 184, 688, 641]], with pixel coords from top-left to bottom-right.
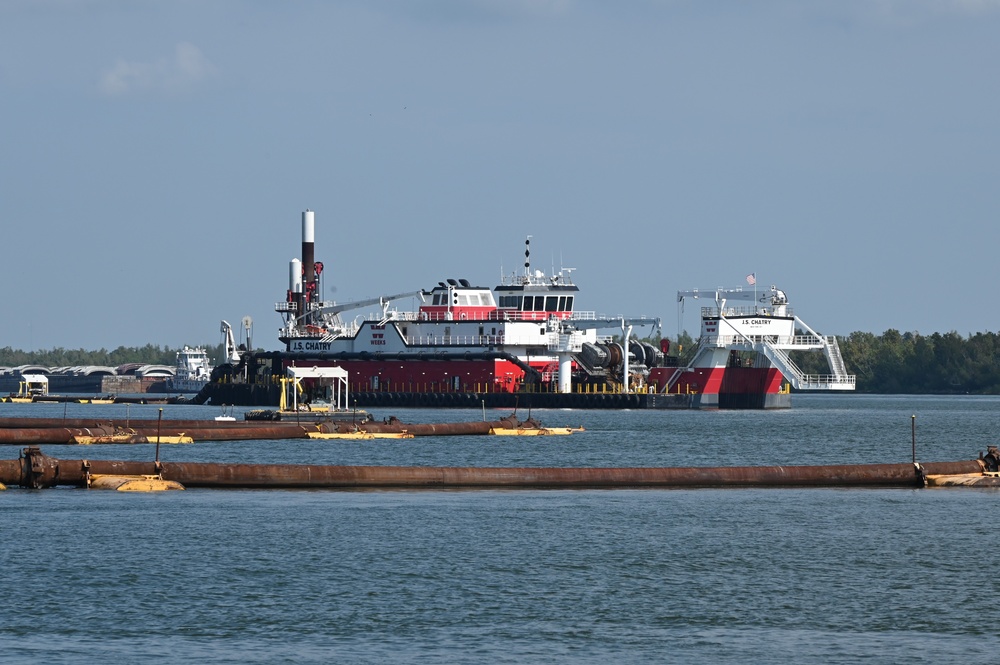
[[203, 210, 852, 409], [165, 346, 212, 393]]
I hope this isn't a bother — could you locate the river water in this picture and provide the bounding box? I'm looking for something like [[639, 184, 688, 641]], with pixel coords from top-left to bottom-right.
[[2, 394, 999, 663]]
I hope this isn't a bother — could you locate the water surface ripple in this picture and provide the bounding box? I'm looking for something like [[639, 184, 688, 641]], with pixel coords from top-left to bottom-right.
[[2, 395, 999, 663]]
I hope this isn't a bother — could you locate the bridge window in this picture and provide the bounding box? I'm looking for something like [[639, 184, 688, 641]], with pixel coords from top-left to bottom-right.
[[545, 296, 558, 312]]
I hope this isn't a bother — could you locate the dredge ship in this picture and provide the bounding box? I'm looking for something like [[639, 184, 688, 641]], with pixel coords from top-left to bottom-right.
[[202, 210, 853, 409]]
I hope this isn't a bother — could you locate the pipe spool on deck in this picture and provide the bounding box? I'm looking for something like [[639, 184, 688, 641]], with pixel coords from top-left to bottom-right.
[[0, 448, 992, 491]]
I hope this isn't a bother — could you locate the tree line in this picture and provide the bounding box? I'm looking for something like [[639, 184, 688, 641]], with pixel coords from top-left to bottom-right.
[[0, 343, 230, 369], [791, 329, 1000, 394], [3, 329, 999, 393]]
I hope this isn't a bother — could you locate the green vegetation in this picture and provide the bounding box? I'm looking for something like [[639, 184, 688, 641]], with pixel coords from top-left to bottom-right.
[[0, 343, 230, 368], [791, 329, 1000, 394]]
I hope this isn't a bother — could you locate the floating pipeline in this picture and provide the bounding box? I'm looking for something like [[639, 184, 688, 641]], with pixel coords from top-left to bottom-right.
[[0, 423, 315, 445], [1, 447, 997, 490], [312, 414, 546, 437], [0, 416, 324, 430], [0, 414, 564, 444]]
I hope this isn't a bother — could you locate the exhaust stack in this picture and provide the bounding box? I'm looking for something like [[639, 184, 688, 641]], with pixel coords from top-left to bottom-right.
[[302, 210, 316, 306]]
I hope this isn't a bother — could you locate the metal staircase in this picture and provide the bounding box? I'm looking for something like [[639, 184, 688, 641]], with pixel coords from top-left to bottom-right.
[[668, 284, 856, 394], [823, 336, 849, 377], [755, 335, 855, 391]]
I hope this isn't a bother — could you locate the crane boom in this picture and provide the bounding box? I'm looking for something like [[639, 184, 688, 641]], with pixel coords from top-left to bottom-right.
[[220, 320, 241, 364]]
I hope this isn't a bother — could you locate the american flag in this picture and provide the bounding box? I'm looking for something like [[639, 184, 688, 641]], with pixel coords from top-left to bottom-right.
[[746, 273, 756, 286]]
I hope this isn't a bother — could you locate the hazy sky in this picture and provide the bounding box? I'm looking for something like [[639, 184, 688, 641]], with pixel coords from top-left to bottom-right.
[[2, 0, 998, 352]]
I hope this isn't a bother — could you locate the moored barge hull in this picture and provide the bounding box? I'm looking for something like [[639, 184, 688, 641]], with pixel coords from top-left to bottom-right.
[[201, 382, 790, 410]]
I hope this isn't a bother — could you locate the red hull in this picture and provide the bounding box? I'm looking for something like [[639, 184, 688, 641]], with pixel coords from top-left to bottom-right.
[[291, 358, 527, 394], [647, 366, 784, 396]]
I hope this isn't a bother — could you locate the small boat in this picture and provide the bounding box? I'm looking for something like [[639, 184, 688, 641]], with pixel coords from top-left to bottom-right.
[[214, 404, 237, 422]]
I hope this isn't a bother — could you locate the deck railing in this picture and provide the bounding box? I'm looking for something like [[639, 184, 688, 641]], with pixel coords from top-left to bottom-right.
[[701, 305, 795, 318]]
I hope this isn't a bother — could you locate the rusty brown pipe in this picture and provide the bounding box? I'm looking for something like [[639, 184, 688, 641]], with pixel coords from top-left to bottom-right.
[[126, 425, 314, 442], [0, 424, 315, 444], [0, 416, 527, 443], [0, 426, 119, 444], [0, 417, 312, 430], [0, 448, 984, 490]]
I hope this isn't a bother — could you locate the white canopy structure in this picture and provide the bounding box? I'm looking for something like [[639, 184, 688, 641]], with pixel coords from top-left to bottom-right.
[[282, 365, 349, 412], [19, 374, 49, 397]]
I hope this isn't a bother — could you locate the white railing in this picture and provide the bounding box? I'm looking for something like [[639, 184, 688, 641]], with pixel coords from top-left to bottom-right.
[[284, 325, 554, 348], [755, 339, 856, 391], [701, 306, 795, 318], [705, 334, 826, 348], [405, 334, 549, 347], [390, 310, 600, 323], [798, 374, 856, 388], [824, 336, 849, 376]]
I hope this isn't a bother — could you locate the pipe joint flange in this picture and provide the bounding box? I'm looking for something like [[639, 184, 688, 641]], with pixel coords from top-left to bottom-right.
[[20, 446, 59, 489]]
